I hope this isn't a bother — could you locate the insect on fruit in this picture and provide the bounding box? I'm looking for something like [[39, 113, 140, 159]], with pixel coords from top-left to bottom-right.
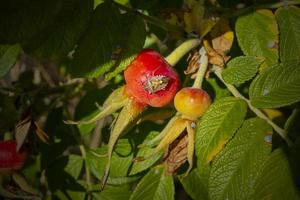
[[143, 75, 170, 94], [125, 49, 180, 107]]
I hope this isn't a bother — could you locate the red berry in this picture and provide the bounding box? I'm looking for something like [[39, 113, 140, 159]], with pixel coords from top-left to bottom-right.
[[0, 140, 27, 171], [174, 87, 211, 119], [124, 49, 180, 107]]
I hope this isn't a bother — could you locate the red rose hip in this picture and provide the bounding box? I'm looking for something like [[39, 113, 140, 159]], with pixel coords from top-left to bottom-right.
[[174, 87, 211, 119], [0, 140, 27, 172], [124, 49, 180, 107]]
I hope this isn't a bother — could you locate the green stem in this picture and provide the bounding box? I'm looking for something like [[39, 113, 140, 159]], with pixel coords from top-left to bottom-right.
[[79, 145, 92, 193], [192, 47, 208, 88], [213, 66, 293, 146], [165, 39, 201, 67], [113, 1, 183, 33]]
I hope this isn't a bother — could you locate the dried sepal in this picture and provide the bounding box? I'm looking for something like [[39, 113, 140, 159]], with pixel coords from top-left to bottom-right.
[[135, 118, 188, 162], [184, 50, 200, 75], [139, 115, 180, 148], [164, 131, 188, 175]]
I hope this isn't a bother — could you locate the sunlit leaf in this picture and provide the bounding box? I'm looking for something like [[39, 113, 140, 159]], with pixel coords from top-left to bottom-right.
[[236, 9, 278, 67], [276, 6, 300, 62], [196, 97, 247, 167], [209, 118, 272, 200], [222, 56, 264, 85], [250, 60, 300, 108]]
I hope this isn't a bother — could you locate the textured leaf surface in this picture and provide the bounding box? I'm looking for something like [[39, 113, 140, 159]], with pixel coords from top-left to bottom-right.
[[130, 166, 174, 200], [70, 2, 146, 79], [222, 56, 264, 85], [276, 6, 300, 62], [253, 148, 300, 200], [249, 61, 300, 108], [209, 118, 272, 200], [236, 9, 278, 66], [130, 131, 163, 175], [0, 44, 21, 77], [196, 97, 247, 167]]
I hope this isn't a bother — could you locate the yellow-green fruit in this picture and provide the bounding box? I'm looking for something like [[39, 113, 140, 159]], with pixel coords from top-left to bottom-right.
[[174, 87, 211, 119]]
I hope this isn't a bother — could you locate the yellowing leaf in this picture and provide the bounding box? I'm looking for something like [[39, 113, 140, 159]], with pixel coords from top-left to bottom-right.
[[206, 139, 227, 162]]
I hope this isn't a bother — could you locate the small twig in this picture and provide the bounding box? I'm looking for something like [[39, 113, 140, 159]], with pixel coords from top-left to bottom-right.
[[165, 39, 201, 67], [192, 47, 208, 88], [213, 65, 293, 146]]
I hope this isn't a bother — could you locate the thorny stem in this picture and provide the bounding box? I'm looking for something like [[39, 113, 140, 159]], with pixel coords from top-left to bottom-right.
[[165, 39, 201, 67], [79, 145, 92, 195], [192, 47, 208, 89], [213, 65, 293, 146]]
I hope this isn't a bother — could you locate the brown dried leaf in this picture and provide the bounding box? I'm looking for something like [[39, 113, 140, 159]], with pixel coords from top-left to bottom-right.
[[204, 40, 230, 68], [15, 116, 31, 151], [164, 131, 188, 175], [184, 51, 200, 75], [212, 31, 234, 56], [33, 121, 49, 144]]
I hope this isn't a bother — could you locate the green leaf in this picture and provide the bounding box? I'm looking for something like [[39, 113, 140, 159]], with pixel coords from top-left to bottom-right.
[[209, 118, 272, 200], [93, 185, 132, 200], [196, 97, 247, 168], [0, 44, 21, 77], [180, 169, 209, 200], [130, 166, 174, 200], [253, 148, 300, 200], [70, 2, 146, 79], [86, 139, 133, 180], [249, 61, 300, 108], [276, 6, 300, 62], [236, 9, 278, 67], [28, 0, 93, 60], [222, 56, 264, 85], [64, 155, 84, 179], [130, 131, 164, 175]]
